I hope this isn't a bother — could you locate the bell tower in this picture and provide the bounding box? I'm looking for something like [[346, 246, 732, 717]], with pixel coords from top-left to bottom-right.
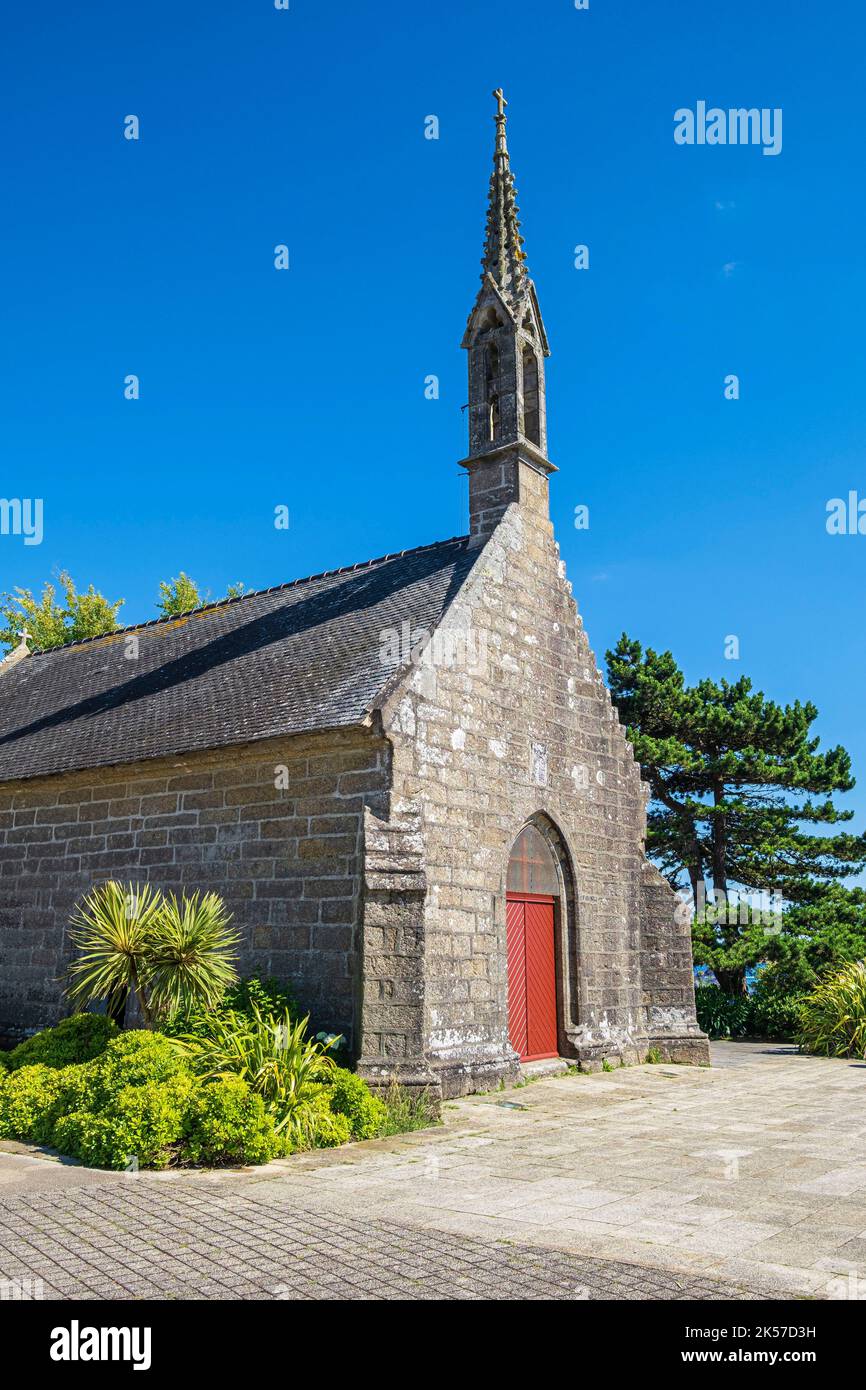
[[459, 90, 555, 544]]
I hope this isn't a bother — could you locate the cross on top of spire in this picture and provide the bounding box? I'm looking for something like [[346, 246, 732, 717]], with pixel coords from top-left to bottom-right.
[[481, 87, 528, 301]]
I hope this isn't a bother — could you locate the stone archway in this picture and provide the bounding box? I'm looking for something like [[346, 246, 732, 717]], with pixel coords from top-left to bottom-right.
[[505, 816, 579, 1061]]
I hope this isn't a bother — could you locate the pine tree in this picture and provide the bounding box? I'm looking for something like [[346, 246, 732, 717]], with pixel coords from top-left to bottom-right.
[[762, 884, 866, 994], [606, 634, 866, 993]]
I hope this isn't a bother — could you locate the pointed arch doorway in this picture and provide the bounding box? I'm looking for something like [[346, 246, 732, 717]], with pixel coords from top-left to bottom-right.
[[506, 823, 560, 1061]]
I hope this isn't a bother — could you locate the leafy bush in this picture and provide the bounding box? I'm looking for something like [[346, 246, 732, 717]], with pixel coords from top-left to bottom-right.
[[748, 986, 804, 1041], [799, 960, 866, 1059], [695, 983, 804, 1041], [174, 1004, 336, 1147], [54, 1076, 195, 1170], [695, 985, 752, 1039], [224, 975, 298, 1019], [161, 974, 298, 1041], [0, 1034, 282, 1170], [88, 1031, 189, 1103], [0, 1065, 66, 1141], [0, 1006, 432, 1168], [327, 1069, 387, 1140], [2, 1014, 118, 1072], [181, 1075, 281, 1167], [287, 1085, 352, 1150]]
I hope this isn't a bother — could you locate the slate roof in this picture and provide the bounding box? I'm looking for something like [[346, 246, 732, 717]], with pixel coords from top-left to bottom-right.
[[0, 536, 480, 783]]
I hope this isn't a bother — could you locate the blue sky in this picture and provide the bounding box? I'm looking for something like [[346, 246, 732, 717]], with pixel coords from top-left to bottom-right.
[[2, 1, 865, 837]]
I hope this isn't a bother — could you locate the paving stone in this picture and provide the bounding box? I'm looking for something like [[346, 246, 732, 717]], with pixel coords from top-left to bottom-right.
[[1, 1041, 862, 1300], [0, 1182, 768, 1302]]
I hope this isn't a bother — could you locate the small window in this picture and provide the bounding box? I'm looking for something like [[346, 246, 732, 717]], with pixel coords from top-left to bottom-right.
[[522, 347, 540, 445], [507, 824, 559, 895], [485, 343, 501, 442]]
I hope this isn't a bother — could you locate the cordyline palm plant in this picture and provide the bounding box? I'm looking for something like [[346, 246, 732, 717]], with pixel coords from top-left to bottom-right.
[[66, 881, 238, 1026], [799, 960, 866, 1059], [175, 1004, 336, 1145], [145, 891, 239, 1019], [66, 881, 164, 1025]]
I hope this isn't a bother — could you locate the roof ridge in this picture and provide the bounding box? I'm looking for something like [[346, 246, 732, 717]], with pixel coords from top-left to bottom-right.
[[25, 534, 471, 659]]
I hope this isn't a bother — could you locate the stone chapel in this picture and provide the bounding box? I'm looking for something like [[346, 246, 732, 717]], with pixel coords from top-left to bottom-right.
[[0, 93, 708, 1093]]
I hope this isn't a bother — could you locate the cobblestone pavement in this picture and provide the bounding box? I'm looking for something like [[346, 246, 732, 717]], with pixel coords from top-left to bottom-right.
[[1, 1042, 863, 1300], [0, 1183, 762, 1301]]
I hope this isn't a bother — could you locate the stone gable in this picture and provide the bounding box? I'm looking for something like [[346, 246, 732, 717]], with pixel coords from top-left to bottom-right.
[[364, 495, 707, 1094]]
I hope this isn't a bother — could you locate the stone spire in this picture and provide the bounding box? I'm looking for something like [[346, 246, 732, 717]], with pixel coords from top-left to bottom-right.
[[481, 89, 528, 304], [459, 91, 554, 546]]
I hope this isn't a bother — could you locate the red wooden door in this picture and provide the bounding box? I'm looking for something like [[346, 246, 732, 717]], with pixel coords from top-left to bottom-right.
[[506, 893, 558, 1061]]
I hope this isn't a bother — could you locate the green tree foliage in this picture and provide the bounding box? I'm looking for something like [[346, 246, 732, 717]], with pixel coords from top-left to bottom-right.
[[606, 634, 866, 993], [2, 570, 249, 651], [157, 575, 249, 616], [761, 885, 866, 994], [157, 572, 204, 617], [0, 571, 124, 652]]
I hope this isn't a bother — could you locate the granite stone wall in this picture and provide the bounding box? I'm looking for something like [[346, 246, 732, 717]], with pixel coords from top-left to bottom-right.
[[0, 487, 707, 1088], [0, 729, 387, 1046], [377, 473, 708, 1095]]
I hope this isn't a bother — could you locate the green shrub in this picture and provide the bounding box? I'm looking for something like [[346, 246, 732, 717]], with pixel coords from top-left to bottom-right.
[[223, 975, 298, 1020], [326, 1069, 387, 1140], [302, 1087, 352, 1149], [696, 983, 804, 1041], [161, 974, 299, 1041], [748, 986, 804, 1041], [89, 1030, 189, 1102], [695, 985, 752, 1038], [175, 1005, 336, 1146], [0, 1020, 343, 1169], [799, 960, 866, 1059], [33, 1064, 94, 1144], [3, 1014, 118, 1072], [181, 1076, 281, 1167], [54, 1076, 194, 1170], [0, 1065, 66, 1141]]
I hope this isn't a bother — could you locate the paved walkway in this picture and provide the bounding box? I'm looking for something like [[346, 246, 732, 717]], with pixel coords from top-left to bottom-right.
[[0, 1185, 755, 1301], [1, 1042, 864, 1300]]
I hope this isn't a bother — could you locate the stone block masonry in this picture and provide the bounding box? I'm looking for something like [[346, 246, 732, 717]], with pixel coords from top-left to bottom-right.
[[380, 494, 708, 1095], [0, 729, 388, 1046]]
